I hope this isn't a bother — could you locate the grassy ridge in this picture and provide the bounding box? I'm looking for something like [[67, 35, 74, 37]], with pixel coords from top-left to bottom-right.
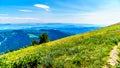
[[0, 23, 120, 68]]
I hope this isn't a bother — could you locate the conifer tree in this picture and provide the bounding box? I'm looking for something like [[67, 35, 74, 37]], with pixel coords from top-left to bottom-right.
[[39, 33, 49, 44]]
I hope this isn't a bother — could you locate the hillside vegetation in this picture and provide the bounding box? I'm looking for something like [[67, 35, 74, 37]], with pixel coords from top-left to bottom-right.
[[0, 23, 120, 68]]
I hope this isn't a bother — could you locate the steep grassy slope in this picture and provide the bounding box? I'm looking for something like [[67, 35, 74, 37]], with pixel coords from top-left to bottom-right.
[[0, 23, 120, 68]]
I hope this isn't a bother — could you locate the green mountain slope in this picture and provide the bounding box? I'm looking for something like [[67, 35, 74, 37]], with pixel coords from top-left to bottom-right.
[[0, 23, 120, 68]]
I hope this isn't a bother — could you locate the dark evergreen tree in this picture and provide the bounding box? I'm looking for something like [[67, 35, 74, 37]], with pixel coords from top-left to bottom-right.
[[39, 33, 49, 44]]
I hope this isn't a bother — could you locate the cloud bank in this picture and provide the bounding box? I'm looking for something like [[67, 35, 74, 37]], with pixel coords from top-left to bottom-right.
[[0, 17, 42, 23]]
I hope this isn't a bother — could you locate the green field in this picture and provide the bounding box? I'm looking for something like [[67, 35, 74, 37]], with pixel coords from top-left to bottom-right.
[[0, 23, 120, 68]]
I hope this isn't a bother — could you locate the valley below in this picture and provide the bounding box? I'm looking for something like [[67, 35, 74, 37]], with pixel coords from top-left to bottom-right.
[[0, 23, 100, 54]]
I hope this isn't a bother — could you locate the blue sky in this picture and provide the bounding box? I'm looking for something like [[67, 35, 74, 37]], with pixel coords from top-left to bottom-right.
[[0, 0, 120, 24]]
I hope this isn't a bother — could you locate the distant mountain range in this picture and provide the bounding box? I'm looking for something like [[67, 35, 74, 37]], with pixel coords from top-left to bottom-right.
[[0, 23, 101, 54]]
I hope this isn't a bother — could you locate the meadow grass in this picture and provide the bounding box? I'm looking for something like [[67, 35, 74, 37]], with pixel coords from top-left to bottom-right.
[[0, 23, 120, 68]]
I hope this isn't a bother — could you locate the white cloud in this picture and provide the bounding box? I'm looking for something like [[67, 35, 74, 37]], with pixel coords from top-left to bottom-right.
[[0, 14, 8, 16], [75, 12, 120, 25], [0, 17, 43, 23], [19, 10, 32, 12], [34, 4, 50, 11], [36, 10, 120, 25]]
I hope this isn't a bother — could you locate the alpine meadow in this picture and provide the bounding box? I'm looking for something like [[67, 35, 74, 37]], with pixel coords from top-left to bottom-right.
[[0, 23, 120, 68]]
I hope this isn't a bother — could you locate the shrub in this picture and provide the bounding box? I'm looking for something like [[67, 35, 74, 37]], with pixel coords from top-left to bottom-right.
[[31, 40, 39, 46]]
